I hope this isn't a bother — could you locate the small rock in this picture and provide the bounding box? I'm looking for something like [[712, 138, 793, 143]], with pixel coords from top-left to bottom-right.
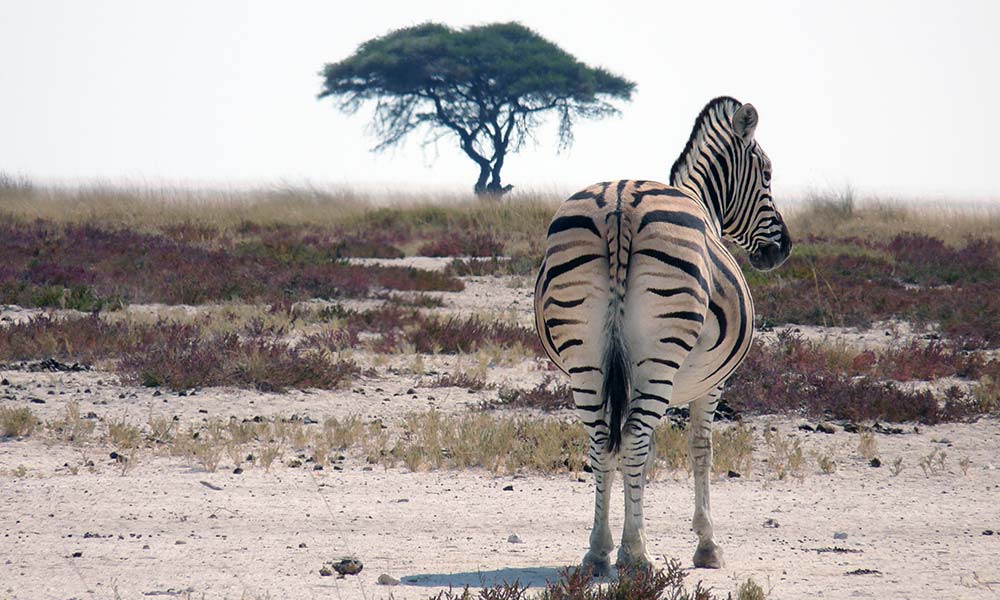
[[727, 470, 741, 478], [299, 542, 307, 548], [319, 566, 334, 577], [153, 390, 162, 397], [833, 532, 848, 540], [983, 530, 995, 536], [869, 458, 882, 468], [873, 422, 904, 435], [502, 485, 514, 491], [763, 518, 780, 529], [288, 460, 302, 468], [313, 465, 323, 471], [142, 544, 150, 550], [816, 422, 837, 434], [232, 467, 243, 475], [406, 388, 416, 395], [71, 551, 82, 558], [842, 422, 859, 433], [377, 573, 400, 586], [333, 558, 363, 576], [1, 378, 8, 385], [507, 534, 523, 544], [797, 423, 814, 432], [845, 568, 881, 576]]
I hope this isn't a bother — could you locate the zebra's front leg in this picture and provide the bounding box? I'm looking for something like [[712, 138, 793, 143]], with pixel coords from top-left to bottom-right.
[[583, 433, 617, 577], [617, 420, 656, 571], [690, 390, 724, 568]]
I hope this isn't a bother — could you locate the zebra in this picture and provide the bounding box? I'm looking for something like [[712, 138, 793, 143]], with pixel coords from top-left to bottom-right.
[[533, 96, 791, 575]]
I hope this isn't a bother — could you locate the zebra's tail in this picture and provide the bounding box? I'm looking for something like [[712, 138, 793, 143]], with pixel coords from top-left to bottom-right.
[[601, 319, 630, 453], [602, 204, 631, 453]]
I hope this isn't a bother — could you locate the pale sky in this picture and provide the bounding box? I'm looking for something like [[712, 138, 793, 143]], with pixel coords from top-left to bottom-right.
[[1, 1, 998, 201]]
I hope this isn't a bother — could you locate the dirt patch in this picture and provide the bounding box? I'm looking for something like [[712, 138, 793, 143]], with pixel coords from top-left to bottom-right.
[[2, 417, 999, 599]]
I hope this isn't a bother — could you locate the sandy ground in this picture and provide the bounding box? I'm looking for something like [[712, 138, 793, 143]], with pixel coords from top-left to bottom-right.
[[2, 372, 999, 600], [2, 266, 1000, 599]]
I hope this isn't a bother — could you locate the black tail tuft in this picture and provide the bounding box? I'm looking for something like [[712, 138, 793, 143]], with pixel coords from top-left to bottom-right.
[[602, 328, 630, 453]]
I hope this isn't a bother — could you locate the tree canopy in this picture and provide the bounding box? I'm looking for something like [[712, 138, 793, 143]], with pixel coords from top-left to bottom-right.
[[318, 22, 635, 195]]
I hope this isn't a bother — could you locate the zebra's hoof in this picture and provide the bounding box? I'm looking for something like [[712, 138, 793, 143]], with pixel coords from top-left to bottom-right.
[[693, 542, 725, 569], [581, 552, 613, 578], [616, 548, 654, 573]]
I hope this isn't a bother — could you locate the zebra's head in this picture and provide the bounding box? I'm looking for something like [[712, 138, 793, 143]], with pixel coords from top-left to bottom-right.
[[729, 103, 791, 271], [670, 97, 792, 272]]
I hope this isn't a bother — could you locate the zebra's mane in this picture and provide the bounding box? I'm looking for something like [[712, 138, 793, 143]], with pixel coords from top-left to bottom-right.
[[668, 96, 743, 185]]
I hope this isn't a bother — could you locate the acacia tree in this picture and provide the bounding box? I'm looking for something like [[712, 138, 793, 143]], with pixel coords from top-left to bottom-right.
[[318, 22, 635, 196]]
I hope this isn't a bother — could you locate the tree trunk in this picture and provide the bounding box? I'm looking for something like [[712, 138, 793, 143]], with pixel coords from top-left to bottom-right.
[[480, 150, 512, 198], [473, 163, 491, 196]]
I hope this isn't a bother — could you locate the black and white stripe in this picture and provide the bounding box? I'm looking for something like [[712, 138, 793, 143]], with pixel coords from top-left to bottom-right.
[[533, 96, 791, 574]]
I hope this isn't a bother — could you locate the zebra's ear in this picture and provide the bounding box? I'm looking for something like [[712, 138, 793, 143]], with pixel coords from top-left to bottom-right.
[[733, 103, 758, 142]]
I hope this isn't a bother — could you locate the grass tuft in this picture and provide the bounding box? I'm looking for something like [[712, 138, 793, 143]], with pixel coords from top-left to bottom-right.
[[0, 407, 38, 437]]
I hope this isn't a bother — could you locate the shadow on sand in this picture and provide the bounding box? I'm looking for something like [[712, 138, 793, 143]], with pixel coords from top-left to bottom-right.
[[401, 566, 568, 589]]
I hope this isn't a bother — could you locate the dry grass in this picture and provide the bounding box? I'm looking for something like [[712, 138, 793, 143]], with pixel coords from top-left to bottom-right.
[[0, 179, 557, 248], [815, 451, 837, 475], [787, 190, 1000, 245], [6, 180, 994, 248], [712, 423, 755, 477], [857, 430, 879, 461], [762, 426, 804, 481], [431, 558, 764, 600], [918, 447, 948, 476], [48, 401, 97, 443], [0, 406, 38, 437]]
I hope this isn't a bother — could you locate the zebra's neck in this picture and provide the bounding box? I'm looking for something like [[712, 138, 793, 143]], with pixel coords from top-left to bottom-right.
[[668, 98, 743, 238], [672, 170, 726, 238]]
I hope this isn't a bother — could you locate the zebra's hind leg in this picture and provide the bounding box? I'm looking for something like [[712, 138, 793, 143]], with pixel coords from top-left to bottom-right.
[[582, 434, 617, 577], [616, 420, 656, 572], [690, 389, 725, 568]]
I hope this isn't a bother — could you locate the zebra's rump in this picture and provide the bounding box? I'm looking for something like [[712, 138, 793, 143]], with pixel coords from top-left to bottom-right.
[[534, 180, 755, 408]]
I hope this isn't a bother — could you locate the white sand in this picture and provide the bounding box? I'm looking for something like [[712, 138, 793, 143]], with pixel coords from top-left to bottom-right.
[[2, 270, 999, 599]]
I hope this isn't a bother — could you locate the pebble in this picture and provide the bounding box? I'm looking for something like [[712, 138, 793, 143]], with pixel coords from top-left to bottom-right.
[[727, 470, 741, 478], [502, 485, 514, 491], [869, 458, 882, 468], [507, 534, 523, 544], [833, 532, 848, 540], [333, 558, 363, 576], [377, 573, 400, 586], [763, 518, 780, 528]]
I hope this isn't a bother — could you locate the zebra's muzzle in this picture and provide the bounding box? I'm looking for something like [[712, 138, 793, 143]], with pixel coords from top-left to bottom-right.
[[748, 221, 791, 271]]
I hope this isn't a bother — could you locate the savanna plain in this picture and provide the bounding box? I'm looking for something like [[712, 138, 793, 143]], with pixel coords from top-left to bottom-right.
[[1, 178, 999, 600]]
